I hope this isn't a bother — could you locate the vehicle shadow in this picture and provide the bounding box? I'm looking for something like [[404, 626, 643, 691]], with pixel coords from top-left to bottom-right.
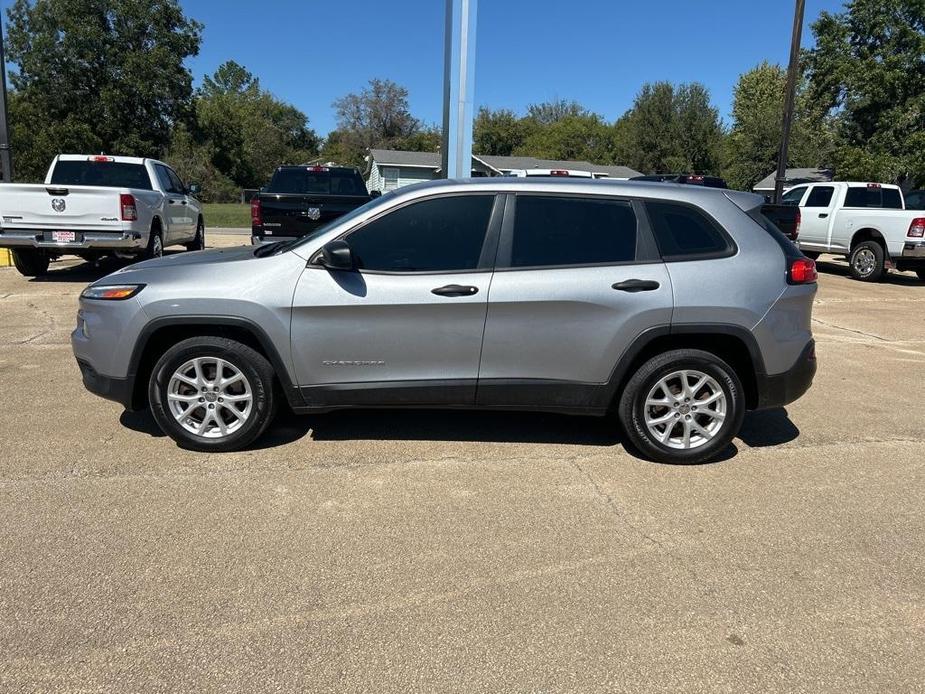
[[816, 257, 925, 286], [120, 405, 802, 463]]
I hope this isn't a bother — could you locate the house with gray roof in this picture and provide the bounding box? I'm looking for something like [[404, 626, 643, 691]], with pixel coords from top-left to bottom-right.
[[365, 149, 642, 192], [752, 168, 834, 195]]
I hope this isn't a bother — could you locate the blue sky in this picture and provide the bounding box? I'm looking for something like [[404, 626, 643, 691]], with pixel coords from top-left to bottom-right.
[[2, 0, 847, 135]]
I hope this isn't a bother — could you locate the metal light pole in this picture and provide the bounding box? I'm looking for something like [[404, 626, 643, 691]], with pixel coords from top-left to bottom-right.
[[774, 0, 805, 203], [441, 0, 477, 179], [0, 14, 12, 182]]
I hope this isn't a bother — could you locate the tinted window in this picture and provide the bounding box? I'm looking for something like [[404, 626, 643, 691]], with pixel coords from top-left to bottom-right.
[[906, 192, 925, 210], [267, 168, 366, 195], [50, 161, 152, 190], [509, 196, 637, 267], [844, 186, 903, 209], [780, 186, 807, 206], [347, 195, 493, 272], [647, 202, 731, 258], [166, 168, 185, 194], [804, 186, 834, 207]]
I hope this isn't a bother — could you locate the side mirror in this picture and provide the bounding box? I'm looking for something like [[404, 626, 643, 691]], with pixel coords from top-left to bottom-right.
[[187, 183, 201, 195], [369, 190, 382, 198], [317, 239, 355, 270]]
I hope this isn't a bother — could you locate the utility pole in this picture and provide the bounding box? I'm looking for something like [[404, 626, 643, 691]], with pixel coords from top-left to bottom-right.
[[441, 0, 477, 179], [774, 0, 805, 203], [0, 14, 12, 181]]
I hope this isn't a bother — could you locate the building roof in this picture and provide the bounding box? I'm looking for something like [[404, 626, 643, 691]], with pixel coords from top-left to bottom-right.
[[752, 167, 834, 191], [367, 149, 642, 178]]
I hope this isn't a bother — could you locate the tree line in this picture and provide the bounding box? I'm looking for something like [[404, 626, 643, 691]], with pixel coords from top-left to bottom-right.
[[3, 0, 923, 201]]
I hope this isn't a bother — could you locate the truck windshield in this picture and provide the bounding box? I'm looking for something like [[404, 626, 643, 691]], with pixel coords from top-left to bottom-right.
[[266, 168, 367, 195], [49, 161, 152, 190]]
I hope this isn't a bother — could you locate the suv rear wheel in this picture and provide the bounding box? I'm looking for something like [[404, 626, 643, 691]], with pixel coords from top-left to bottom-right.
[[618, 349, 745, 464], [11, 249, 50, 277], [149, 337, 277, 452]]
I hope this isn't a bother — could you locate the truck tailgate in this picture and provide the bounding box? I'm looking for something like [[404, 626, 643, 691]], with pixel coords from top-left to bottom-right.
[[0, 184, 124, 230], [259, 193, 369, 237]]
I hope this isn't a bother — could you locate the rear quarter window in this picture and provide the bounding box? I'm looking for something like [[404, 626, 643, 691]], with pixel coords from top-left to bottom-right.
[[844, 186, 903, 209], [646, 201, 734, 260]]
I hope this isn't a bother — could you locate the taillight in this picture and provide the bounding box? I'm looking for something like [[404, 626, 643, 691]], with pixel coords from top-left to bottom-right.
[[907, 217, 925, 238], [120, 193, 137, 221], [550, 169, 569, 176], [794, 208, 801, 240], [788, 257, 817, 284], [251, 198, 262, 226]]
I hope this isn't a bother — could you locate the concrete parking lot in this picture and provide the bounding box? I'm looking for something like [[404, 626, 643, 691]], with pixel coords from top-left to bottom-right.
[[1, 234, 923, 692]]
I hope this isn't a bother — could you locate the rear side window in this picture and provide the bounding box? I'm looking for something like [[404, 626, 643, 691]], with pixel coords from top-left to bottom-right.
[[267, 168, 366, 195], [347, 195, 494, 272], [646, 201, 732, 259], [50, 161, 152, 190], [804, 186, 834, 207], [844, 186, 903, 209], [508, 196, 637, 268]]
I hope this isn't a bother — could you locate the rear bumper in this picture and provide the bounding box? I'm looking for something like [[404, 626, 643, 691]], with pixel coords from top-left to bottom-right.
[[0, 229, 145, 252], [901, 240, 925, 259], [755, 340, 816, 410], [76, 358, 135, 409]]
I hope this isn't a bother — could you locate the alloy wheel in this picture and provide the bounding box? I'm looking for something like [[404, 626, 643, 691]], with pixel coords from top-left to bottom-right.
[[852, 247, 876, 277], [643, 369, 727, 450], [166, 357, 253, 438]]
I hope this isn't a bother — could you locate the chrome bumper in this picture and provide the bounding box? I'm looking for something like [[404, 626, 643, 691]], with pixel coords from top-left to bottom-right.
[[901, 241, 925, 259], [0, 230, 145, 251]]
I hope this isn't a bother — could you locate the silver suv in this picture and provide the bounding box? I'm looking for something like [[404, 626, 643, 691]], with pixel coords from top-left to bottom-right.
[[72, 178, 818, 464]]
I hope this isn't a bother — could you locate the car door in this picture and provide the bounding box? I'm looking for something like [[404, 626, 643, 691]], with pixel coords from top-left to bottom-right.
[[165, 166, 197, 240], [290, 193, 502, 407], [477, 193, 673, 410], [154, 164, 188, 242], [797, 185, 835, 250]]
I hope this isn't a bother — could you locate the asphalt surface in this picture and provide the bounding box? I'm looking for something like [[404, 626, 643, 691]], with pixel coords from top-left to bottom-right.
[[1, 236, 923, 693]]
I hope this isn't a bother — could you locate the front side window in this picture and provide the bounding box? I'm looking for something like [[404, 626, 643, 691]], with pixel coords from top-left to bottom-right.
[[346, 195, 494, 272], [780, 186, 807, 206], [508, 195, 637, 268], [166, 168, 186, 194], [804, 186, 834, 208], [646, 201, 732, 259], [154, 165, 176, 193]]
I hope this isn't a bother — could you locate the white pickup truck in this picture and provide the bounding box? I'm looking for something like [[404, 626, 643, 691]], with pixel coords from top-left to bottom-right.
[[780, 181, 925, 281], [0, 154, 204, 276]]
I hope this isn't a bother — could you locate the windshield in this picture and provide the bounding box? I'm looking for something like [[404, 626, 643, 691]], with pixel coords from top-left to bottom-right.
[[262, 191, 398, 256], [50, 160, 152, 190]]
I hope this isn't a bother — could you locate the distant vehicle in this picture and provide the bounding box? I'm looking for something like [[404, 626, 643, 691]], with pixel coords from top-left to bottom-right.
[[631, 174, 728, 189], [780, 181, 925, 281], [760, 204, 801, 242], [905, 190, 925, 210], [503, 168, 594, 178], [0, 154, 203, 277], [73, 177, 817, 465], [250, 165, 373, 244]]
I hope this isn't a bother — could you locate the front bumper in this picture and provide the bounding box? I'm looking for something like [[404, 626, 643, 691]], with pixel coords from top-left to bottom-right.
[[76, 358, 135, 408], [0, 229, 145, 251], [755, 340, 816, 410]]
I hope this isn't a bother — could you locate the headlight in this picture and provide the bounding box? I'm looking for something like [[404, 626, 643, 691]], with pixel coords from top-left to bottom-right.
[[80, 284, 145, 301]]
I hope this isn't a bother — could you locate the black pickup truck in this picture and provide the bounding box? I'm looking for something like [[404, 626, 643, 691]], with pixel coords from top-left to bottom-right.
[[250, 165, 374, 243], [761, 203, 801, 242]]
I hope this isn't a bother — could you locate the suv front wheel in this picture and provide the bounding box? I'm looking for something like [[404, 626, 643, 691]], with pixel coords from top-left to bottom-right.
[[618, 349, 745, 464], [149, 336, 277, 452]]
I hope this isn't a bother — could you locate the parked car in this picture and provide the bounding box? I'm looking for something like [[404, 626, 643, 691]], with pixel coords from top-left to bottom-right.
[[250, 165, 374, 244], [0, 154, 203, 276], [760, 204, 801, 241], [904, 190, 925, 210], [72, 178, 818, 465], [504, 168, 594, 178], [780, 181, 925, 281], [631, 174, 729, 189]]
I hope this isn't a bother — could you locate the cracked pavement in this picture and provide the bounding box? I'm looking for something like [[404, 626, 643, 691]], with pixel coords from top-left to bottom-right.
[[0, 242, 923, 693]]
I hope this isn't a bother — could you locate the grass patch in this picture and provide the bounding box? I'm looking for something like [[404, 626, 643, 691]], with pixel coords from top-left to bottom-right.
[[203, 203, 250, 229]]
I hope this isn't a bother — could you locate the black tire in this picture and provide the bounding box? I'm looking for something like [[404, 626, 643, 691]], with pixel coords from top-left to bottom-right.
[[148, 336, 277, 452], [916, 269, 925, 283], [185, 217, 205, 252], [618, 349, 745, 465], [144, 224, 164, 260], [848, 240, 885, 282], [802, 251, 820, 260], [10, 249, 50, 277]]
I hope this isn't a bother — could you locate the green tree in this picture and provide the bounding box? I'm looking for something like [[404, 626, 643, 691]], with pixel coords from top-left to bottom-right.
[[805, 0, 925, 185], [525, 99, 589, 125], [5, 0, 202, 181], [724, 62, 833, 191], [474, 107, 532, 156], [517, 113, 614, 163]]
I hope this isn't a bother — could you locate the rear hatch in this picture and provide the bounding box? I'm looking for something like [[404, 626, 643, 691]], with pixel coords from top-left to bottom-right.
[[0, 184, 125, 230]]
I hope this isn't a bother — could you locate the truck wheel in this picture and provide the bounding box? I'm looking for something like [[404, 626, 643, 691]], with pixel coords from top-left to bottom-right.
[[11, 250, 50, 277], [618, 349, 745, 465], [916, 269, 925, 283], [148, 336, 278, 452], [185, 218, 205, 252], [849, 241, 885, 282], [144, 227, 164, 260]]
